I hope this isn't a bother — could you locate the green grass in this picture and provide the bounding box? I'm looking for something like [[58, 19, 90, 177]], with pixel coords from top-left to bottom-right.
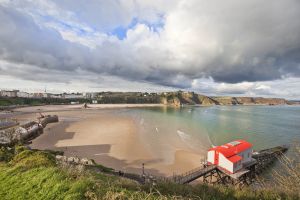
[[0, 147, 298, 200], [0, 149, 92, 200], [0, 97, 87, 107], [0, 166, 93, 200]]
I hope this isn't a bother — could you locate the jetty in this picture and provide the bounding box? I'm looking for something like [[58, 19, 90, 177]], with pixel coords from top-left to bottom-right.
[[144, 144, 288, 187]]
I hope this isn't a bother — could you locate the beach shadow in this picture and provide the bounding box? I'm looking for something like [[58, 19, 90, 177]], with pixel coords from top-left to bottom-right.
[[29, 117, 166, 177], [128, 158, 164, 166], [55, 144, 165, 176], [30, 121, 77, 149]]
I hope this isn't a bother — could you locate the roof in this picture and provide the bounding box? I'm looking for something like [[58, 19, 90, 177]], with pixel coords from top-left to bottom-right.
[[208, 140, 252, 158], [228, 155, 242, 163]]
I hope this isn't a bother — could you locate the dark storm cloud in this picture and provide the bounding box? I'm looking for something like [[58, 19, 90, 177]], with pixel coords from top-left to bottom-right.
[[0, 0, 300, 90]]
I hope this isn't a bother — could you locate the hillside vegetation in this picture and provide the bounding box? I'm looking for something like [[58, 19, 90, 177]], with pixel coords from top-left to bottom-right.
[[0, 91, 290, 109], [0, 97, 86, 107], [0, 146, 298, 200]]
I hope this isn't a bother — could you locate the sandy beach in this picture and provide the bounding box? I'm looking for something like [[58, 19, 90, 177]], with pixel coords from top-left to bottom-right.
[[2, 104, 204, 176]]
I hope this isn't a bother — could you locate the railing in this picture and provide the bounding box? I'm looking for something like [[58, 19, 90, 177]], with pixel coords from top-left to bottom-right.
[[146, 146, 288, 185], [171, 165, 217, 184]]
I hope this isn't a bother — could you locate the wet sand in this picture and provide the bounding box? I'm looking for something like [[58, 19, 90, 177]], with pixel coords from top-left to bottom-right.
[[13, 104, 162, 113], [4, 104, 204, 176]]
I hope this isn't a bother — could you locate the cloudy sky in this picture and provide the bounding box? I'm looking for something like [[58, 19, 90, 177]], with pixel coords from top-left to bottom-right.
[[0, 0, 299, 99]]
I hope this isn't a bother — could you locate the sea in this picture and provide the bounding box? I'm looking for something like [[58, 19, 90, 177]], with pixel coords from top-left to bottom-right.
[[119, 105, 300, 160]]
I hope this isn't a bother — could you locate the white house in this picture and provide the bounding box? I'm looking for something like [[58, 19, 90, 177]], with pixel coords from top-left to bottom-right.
[[84, 92, 98, 99], [207, 140, 253, 174], [17, 91, 30, 98], [0, 90, 19, 97], [50, 94, 63, 99], [64, 94, 84, 99], [42, 93, 50, 98]]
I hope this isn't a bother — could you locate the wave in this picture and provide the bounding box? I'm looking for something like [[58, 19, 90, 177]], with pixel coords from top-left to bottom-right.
[[206, 132, 216, 148], [177, 130, 191, 140]]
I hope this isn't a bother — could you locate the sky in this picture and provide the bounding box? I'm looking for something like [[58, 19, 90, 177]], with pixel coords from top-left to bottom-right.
[[0, 0, 299, 99]]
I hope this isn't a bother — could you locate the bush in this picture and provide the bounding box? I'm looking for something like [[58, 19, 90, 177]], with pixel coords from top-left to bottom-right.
[[9, 150, 56, 169], [0, 147, 14, 162]]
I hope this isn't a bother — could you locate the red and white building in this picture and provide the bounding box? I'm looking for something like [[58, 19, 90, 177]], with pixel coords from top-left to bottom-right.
[[207, 140, 253, 174]]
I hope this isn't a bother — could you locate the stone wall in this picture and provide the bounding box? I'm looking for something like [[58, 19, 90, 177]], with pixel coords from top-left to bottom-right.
[[55, 155, 95, 166]]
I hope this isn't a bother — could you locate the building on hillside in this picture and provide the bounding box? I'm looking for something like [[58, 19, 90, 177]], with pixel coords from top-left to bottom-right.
[[0, 90, 19, 97], [63, 94, 84, 99], [42, 93, 50, 98], [17, 91, 30, 98], [50, 94, 63, 99], [28, 93, 35, 98], [84, 92, 98, 99], [207, 140, 254, 174], [33, 93, 44, 98]]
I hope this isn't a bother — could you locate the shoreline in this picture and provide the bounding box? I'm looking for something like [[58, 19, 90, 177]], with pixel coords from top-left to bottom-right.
[[4, 104, 296, 176], [11, 104, 164, 113], [1, 102, 296, 113], [23, 106, 204, 176]]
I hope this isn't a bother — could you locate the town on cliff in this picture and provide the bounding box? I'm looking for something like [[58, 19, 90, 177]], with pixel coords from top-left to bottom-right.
[[0, 89, 298, 107]]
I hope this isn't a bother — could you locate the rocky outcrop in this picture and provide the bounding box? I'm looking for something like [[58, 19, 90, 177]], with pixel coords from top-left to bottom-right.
[[251, 97, 286, 105], [161, 91, 218, 106], [0, 115, 58, 146], [197, 95, 219, 105], [55, 155, 95, 166], [287, 100, 300, 105], [160, 93, 182, 107], [40, 115, 59, 127], [212, 97, 286, 105], [0, 125, 42, 146]]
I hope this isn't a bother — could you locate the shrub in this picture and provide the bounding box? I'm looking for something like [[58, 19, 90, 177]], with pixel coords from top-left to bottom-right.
[[0, 147, 14, 162], [9, 150, 56, 169]]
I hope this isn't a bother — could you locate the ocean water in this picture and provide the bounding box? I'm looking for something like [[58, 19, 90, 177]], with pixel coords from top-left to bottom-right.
[[119, 105, 300, 159]]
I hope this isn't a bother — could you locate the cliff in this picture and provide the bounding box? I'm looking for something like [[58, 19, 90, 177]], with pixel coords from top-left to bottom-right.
[[0, 92, 289, 107], [212, 96, 286, 105], [160, 91, 219, 106], [161, 91, 287, 106]]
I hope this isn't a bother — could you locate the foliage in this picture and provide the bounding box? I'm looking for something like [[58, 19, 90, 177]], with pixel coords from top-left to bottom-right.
[[0, 97, 87, 107], [94, 163, 114, 173], [9, 150, 56, 169], [270, 143, 300, 196], [0, 147, 299, 200], [0, 147, 14, 162]]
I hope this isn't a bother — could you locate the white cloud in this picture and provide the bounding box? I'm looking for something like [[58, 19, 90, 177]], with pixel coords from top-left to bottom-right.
[[0, 0, 299, 98]]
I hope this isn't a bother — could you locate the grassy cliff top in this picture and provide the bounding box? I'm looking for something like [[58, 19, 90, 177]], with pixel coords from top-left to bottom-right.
[[0, 146, 298, 200]]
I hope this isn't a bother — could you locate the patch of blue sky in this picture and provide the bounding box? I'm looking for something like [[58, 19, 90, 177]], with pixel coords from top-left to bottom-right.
[[111, 14, 165, 40], [111, 17, 138, 40], [35, 11, 165, 40], [34, 12, 96, 36]]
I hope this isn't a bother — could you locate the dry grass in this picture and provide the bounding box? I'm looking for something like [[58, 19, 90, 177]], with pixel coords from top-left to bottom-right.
[[271, 143, 300, 196]]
